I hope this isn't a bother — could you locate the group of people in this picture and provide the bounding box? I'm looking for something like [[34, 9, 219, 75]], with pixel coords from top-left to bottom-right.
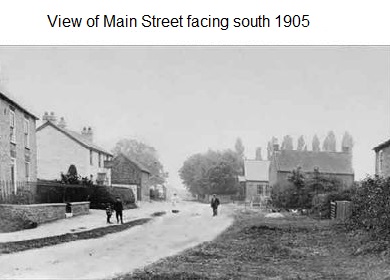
[[105, 197, 124, 224]]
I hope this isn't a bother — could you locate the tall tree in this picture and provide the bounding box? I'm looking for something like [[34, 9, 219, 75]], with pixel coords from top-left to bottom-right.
[[341, 131, 354, 151], [255, 147, 263, 160], [112, 139, 168, 185], [323, 131, 337, 152], [281, 135, 294, 150], [312, 134, 320, 152], [234, 138, 245, 159], [297, 135, 305, 151]]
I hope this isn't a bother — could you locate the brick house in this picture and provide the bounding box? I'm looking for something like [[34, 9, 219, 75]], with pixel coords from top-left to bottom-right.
[[36, 113, 113, 185], [0, 91, 38, 188], [373, 139, 390, 177], [242, 160, 270, 203], [111, 153, 151, 202], [269, 144, 354, 189]]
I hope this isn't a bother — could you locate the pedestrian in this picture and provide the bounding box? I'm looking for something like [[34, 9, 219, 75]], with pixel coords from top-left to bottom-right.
[[171, 193, 180, 213], [105, 203, 113, 224], [113, 197, 124, 224], [210, 194, 220, 216]]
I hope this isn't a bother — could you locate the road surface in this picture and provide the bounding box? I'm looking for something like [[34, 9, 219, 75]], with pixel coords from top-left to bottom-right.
[[0, 201, 233, 279]]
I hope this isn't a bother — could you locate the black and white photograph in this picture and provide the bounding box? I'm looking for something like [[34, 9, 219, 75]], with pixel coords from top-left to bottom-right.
[[0, 46, 389, 279]]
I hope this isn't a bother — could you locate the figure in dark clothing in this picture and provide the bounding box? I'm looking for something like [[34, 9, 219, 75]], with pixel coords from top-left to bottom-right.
[[113, 197, 124, 224], [210, 194, 220, 216], [105, 204, 113, 224]]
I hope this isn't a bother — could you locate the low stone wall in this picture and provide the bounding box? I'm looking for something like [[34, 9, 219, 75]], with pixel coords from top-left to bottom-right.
[[0, 201, 90, 224], [70, 201, 90, 216]]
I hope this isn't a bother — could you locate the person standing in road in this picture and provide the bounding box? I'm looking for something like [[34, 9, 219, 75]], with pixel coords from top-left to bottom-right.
[[105, 203, 113, 224], [113, 197, 124, 224], [210, 194, 220, 216]]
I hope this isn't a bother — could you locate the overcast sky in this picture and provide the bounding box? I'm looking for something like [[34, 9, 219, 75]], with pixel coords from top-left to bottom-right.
[[0, 46, 389, 188]]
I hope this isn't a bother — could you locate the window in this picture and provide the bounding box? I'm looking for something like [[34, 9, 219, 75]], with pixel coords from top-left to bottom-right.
[[24, 118, 29, 148], [10, 109, 15, 143], [257, 184, 263, 195], [378, 150, 384, 175], [90, 150, 93, 165], [10, 159, 16, 192], [98, 153, 102, 168], [25, 162, 30, 181]]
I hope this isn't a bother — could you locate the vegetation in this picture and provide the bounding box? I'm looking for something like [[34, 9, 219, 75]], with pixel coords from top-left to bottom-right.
[[179, 148, 242, 196], [117, 210, 390, 280]]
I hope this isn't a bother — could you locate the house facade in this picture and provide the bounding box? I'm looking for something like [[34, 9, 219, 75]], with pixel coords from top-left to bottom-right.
[[373, 139, 390, 177], [111, 153, 151, 202], [269, 144, 354, 189], [242, 160, 270, 203], [36, 113, 113, 185], [0, 91, 38, 188]]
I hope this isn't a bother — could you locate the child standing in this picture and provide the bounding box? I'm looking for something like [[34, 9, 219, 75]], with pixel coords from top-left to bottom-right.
[[106, 204, 113, 224]]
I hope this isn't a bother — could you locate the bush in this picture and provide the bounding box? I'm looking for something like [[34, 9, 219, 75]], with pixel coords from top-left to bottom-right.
[[348, 176, 390, 239]]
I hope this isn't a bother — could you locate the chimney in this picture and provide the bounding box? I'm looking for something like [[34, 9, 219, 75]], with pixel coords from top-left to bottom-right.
[[49, 112, 57, 123], [81, 126, 93, 142], [58, 117, 66, 129], [273, 143, 279, 151], [42, 112, 50, 122]]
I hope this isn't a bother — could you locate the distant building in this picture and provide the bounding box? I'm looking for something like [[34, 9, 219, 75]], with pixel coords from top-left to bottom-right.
[[373, 139, 390, 177], [242, 160, 270, 203], [269, 144, 354, 189], [36, 113, 113, 185], [111, 153, 151, 201], [0, 91, 38, 186]]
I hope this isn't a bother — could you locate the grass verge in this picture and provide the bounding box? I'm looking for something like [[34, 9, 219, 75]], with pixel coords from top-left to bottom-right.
[[0, 218, 151, 255], [115, 210, 390, 280]]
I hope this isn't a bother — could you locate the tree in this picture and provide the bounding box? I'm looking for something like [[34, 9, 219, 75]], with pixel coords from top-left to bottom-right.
[[179, 149, 241, 196], [297, 135, 305, 151], [323, 131, 337, 152], [312, 134, 320, 152], [255, 147, 263, 160], [112, 139, 167, 186], [281, 135, 293, 150], [341, 131, 354, 151], [234, 138, 245, 159]]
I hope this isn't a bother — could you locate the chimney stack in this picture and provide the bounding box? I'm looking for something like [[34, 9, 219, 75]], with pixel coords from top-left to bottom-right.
[[273, 143, 279, 151], [58, 117, 66, 129], [42, 111, 57, 123], [81, 126, 93, 142]]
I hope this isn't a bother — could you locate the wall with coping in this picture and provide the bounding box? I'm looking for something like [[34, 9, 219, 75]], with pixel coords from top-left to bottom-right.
[[0, 201, 90, 224]]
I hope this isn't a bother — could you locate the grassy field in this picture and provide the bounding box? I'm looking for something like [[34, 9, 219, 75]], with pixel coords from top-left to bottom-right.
[[116, 208, 390, 280]]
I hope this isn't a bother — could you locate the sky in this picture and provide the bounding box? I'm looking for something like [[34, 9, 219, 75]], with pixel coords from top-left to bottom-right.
[[0, 46, 389, 189]]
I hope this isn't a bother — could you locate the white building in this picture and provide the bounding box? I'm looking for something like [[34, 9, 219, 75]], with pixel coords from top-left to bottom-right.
[[36, 112, 113, 185]]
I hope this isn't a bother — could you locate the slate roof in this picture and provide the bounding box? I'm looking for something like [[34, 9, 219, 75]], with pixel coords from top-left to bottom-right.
[[36, 121, 113, 156], [373, 139, 390, 152], [0, 91, 39, 120], [118, 153, 151, 174], [273, 150, 353, 175], [244, 160, 270, 182]]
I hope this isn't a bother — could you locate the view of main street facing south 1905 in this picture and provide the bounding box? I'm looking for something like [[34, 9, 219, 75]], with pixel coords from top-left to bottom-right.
[[0, 46, 390, 279]]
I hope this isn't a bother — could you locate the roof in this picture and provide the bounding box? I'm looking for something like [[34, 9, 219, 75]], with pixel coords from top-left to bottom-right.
[[118, 153, 151, 174], [0, 91, 39, 120], [373, 139, 390, 152], [273, 150, 353, 175], [36, 121, 113, 156], [244, 160, 270, 181]]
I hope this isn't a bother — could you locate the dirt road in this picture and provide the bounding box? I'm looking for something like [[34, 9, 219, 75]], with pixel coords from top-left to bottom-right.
[[0, 202, 233, 279]]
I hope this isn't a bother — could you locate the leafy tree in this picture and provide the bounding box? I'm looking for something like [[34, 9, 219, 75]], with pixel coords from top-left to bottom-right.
[[323, 131, 337, 152], [113, 139, 168, 186], [341, 131, 354, 151], [281, 135, 293, 150], [234, 138, 245, 159], [179, 149, 241, 196], [255, 147, 263, 160], [312, 134, 320, 152], [297, 135, 305, 151]]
